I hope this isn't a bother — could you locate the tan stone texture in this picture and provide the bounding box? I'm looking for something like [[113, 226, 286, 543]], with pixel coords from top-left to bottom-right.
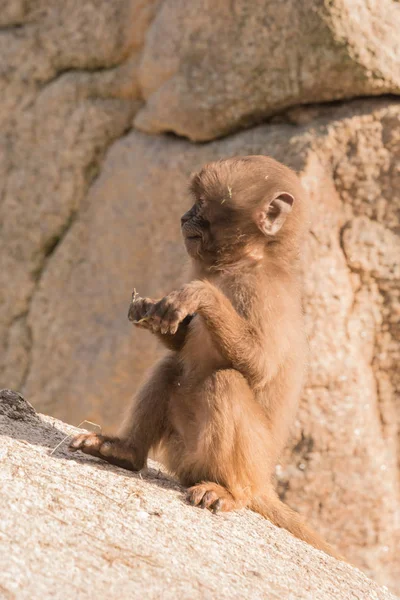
[[134, 0, 400, 140], [0, 389, 398, 600], [0, 0, 160, 391]]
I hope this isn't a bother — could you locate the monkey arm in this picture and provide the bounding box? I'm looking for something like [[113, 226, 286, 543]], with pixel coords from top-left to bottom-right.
[[148, 281, 271, 385], [187, 282, 269, 384]]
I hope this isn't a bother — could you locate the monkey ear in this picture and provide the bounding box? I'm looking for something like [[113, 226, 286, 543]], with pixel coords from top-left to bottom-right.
[[256, 192, 294, 236]]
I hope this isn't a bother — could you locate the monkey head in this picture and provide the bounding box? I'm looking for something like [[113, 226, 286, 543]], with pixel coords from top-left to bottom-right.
[[180, 155, 306, 268]]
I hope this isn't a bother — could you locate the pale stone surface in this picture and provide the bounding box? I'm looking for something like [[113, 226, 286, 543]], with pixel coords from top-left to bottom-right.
[[134, 0, 400, 140], [21, 98, 400, 593], [0, 389, 398, 600], [0, 0, 159, 391]]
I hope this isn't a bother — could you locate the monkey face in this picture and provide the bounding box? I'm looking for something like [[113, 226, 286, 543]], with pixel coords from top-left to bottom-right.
[[180, 201, 209, 257], [182, 156, 301, 266], [180, 196, 239, 262]]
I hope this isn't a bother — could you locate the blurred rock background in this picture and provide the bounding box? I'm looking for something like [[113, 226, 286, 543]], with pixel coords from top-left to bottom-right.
[[0, 0, 399, 592]]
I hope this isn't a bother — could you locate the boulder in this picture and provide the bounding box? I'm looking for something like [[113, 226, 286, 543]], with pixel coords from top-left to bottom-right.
[[0, 389, 397, 600], [134, 0, 400, 140]]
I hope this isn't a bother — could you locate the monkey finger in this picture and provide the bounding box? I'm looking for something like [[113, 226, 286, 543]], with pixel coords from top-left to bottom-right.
[[148, 319, 162, 334], [147, 297, 174, 327], [159, 322, 169, 335], [128, 297, 152, 322], [160, 309, 185, 335], [128, 301, 143, 322], [160, 311, 179, 335], [167, 320, 181, 335], [133, 321, 151, 330], [135, 316, 161, 333]]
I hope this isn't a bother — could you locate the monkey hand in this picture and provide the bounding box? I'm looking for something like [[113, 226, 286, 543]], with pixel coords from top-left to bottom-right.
[[146, 282, 204, 335], [128, 293, 160, 331]]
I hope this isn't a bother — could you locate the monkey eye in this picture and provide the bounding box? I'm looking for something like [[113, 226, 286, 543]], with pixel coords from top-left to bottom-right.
[[197, 196, 206, 208]]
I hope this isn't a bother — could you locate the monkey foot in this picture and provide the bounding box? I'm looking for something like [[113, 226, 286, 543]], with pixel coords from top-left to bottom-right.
[[187, 482, 237, 514], [68, 433, 143, 471]]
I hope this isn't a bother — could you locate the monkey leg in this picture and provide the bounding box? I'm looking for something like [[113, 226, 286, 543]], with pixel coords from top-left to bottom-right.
[[169, 369, 274, 513], [69, 354, 181, 471], [176, 369, 342, 559]]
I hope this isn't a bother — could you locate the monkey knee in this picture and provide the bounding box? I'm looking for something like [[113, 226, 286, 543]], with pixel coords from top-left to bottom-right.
[[201, 369, 255, 419]]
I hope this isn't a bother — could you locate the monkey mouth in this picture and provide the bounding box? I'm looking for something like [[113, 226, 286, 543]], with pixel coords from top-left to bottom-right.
[[181, 223, 201, 239], [182, 228, 202, 241]]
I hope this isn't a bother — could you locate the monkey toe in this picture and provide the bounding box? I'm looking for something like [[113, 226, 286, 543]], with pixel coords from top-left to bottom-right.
[[211, 499, 222, 514], [69, 433, 97, 452], [98, 441, 114, 456], [69, 433, 108, 455], [200, 491, 219, 509], [187, 483, 235, 514]]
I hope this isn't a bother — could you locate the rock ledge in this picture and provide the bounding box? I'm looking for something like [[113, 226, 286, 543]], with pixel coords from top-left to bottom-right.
[[0, 389, 397, 600]]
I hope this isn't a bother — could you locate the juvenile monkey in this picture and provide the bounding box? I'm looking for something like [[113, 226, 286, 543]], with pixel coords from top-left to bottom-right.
[[70, 156, 340, 559]]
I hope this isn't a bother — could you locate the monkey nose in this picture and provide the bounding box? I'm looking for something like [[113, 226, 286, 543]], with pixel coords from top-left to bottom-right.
[[181, 214, 190, 226]]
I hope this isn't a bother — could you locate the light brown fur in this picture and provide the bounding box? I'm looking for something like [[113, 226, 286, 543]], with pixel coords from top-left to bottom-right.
[[70, 155, 341, 559]]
